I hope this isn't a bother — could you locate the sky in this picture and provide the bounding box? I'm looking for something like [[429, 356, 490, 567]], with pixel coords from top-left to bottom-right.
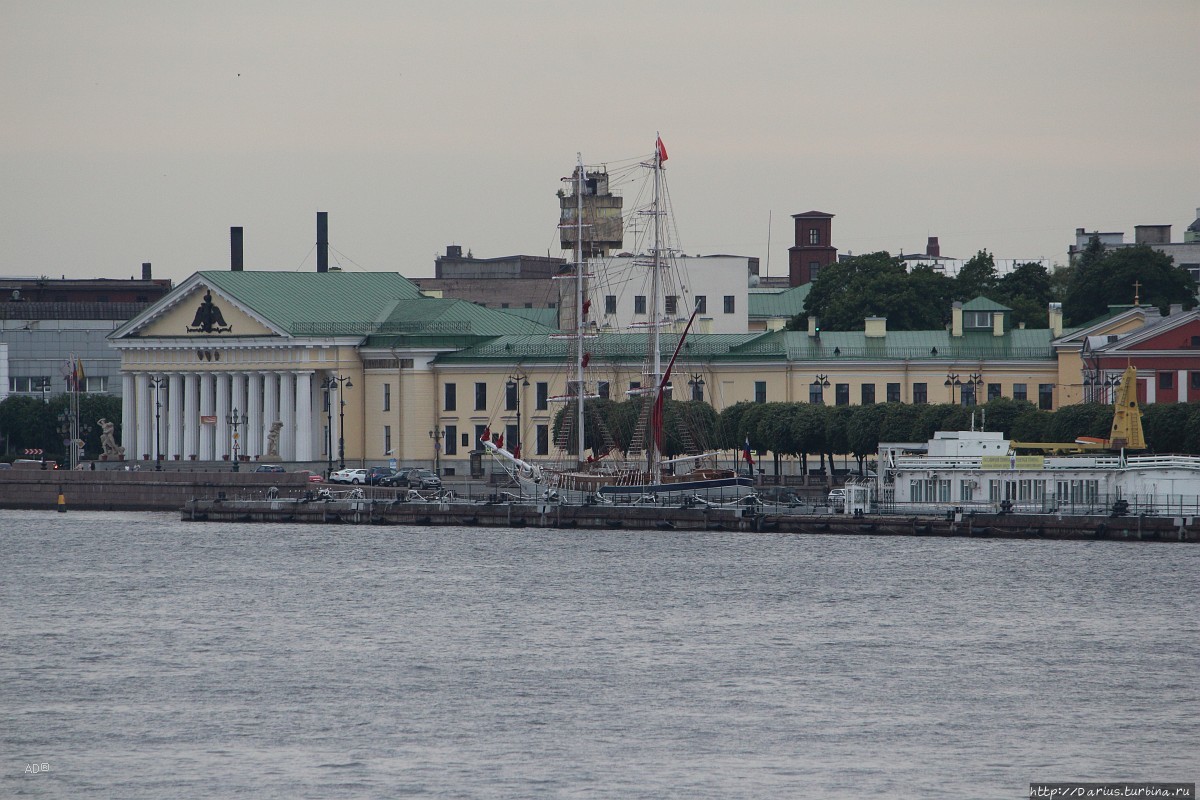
[[2, 0, 1197, 286]]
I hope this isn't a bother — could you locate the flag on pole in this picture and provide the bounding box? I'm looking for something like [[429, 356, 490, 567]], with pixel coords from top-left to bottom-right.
[[743, 437, 754, 469], [73, 358, 85, 392], [656, 136, 668, 164]]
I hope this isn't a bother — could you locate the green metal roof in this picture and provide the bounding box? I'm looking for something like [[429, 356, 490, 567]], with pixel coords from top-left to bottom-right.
[[961, 296, 1012, 312], [437, 331, 769, 365], [748, 284, 811, 319], [775, 329, 1056, 361], [199, 270, 423, 335], [361, 298, 556, 347]]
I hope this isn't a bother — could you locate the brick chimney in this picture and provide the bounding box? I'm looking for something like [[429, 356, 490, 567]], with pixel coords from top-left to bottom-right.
[[926, 237, 940, 258]]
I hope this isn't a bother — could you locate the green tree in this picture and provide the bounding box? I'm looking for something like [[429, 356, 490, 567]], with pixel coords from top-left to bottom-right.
[[994, 262, 1054, 328], [799, 252, 954, 331], [1064, 241, 1196, 325], [956, 250, 998, 301]]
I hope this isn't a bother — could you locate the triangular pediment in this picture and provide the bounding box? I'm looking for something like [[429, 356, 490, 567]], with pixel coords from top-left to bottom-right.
[[1110, 311, 1200, 352], [1054, 306, 1159, 347], [112, 276, 286, 340]]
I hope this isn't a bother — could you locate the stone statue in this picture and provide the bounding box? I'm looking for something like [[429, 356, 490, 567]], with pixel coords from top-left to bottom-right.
[[265, 420, 283, 459], [98, 418, 125, 459]]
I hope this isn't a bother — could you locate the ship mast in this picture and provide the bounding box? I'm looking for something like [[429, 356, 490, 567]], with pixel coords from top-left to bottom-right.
[[574, 153, 587, 466], [648, 135, 665, 482]]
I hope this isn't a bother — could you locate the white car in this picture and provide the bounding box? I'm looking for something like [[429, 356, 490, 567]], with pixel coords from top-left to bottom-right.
[[329, 468, 369, 485], [827, 488, 847, 510]]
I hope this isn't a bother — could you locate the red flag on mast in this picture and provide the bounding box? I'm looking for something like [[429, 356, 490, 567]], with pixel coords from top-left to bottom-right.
[[656, 136, 668, 163]]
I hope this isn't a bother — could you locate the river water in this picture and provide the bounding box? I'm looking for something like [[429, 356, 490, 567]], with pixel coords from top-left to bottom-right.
[[1, 510, 1196, 798]]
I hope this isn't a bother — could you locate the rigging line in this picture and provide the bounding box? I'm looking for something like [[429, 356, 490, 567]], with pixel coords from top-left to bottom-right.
[[291, 243, 317, 272]]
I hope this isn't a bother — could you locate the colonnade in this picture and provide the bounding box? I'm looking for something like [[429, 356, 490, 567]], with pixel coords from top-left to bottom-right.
[[119, 370, 335, 464]]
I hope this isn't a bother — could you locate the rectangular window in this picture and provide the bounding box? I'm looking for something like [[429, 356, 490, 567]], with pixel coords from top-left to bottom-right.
[[630, 380, 641, 394], [887, 383, 901, 403], [474, 425, 487, 448], [536, 424, 549, 456], [383, 425, 392, 455], [634, 295, 647, 315], [445, 383, 456, 411], [964, 311, 992, 329], [723, 295, 735, 314], [475, 382, 487, 411], [754, 381, 767, 404], [598, 381, 610, 400], [85, 376, 109, 393], [835, 384, 850, 406], [913, 383, 927, 404], [861, 384, 875, 405], [695, 295, 707, 314], [536, 382, 548, 410], [808, 228, 820, 245], [1159, 372, 1174, 390], [690, 377, 704, 402], [665, 295, 677, 315], [1038, 383, 1054, 410], [961, 383, 977, 406], [987, 383, 1001, 402], [505, 381, 518, 411], [10, 376, 52, 394], [1013, 383, 1027, 402], [505, 424, 518, 449], [809, 384, 824, 404], [1192, 372, 1200, 390], [444, 425, 457, 456], [960, 481, 974, 502], [605, 295, 616, 314], [383, 382, 391, 412], [809, 261, 821, 278]]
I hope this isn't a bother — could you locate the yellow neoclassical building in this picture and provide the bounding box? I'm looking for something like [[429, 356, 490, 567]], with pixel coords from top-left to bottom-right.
[[112, 271, 1148, 474]]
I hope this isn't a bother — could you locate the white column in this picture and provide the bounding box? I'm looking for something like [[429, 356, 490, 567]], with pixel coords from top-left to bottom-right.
[[199, 373, 215, 460], [247, 372, 264, 460], [135, 373, 151, 462], [121, 372, 136, 460], [215, 372, 231, 461], [1179, 369, 1187, 402], [264, 372, 280, 457], [183, 373, 199, 459], [280, 371, 296, 461], [295, 371, 314, 462], [168, 373, 184, 460]]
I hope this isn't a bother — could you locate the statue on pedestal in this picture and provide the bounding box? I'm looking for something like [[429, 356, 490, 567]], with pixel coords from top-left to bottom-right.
[[265, 420, 283, 459], [98, 418, 125, 459]]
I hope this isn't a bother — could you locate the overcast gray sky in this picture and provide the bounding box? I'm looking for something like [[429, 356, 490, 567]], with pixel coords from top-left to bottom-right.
[[2, 0, 1197, 285]]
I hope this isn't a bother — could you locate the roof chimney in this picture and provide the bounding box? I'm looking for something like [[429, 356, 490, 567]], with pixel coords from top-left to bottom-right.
[[230, 226, 243, 271], [926, 237, 940, 258], [141, 262, 152, 280], [317, 212, 328, 273]]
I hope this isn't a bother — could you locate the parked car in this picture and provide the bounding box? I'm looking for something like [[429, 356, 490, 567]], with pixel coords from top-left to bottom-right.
[[294, 470, 324, 483], [378, 470, 408, 488], [404, 468, 442, 490], [329, 468, 369, 485], [254, 464, 286, 473], [364, 466, 393, 485], [827, 488, 847, 510], [756, 486, 801, 506]]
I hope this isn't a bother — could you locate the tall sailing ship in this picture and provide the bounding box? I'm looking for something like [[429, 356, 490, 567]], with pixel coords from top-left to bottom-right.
[[481, 138, 753, 504]]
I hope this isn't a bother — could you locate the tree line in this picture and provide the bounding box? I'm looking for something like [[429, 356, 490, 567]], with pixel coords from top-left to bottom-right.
[[790, 238, 1196, 332], [563, 396, 1200, 476]]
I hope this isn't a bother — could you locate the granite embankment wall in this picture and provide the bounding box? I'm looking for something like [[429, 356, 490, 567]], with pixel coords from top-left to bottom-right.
[[0, 470, 311, 512]]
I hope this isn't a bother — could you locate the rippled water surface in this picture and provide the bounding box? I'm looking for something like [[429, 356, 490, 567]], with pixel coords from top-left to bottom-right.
[[2, 510, 1196, 798]]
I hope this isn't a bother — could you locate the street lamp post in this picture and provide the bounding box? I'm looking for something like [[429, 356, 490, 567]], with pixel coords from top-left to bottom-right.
[[968, 373, 984, 406], [320, 374, 352, 474], [428, 427, 442, 476], [507, 373, 528, 459], [149, 376, 166, 471], [1103, 372, 1121, 404], [688, 373, 705, 402], [226, 407, 248, 472], [38, 377, 50, 405], [811, 374, 830, 404], [944, 373, 961, 405]]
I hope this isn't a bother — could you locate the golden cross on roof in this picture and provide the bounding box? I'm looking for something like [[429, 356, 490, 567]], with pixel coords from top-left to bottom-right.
[[1132, 280, 1141, 306]]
